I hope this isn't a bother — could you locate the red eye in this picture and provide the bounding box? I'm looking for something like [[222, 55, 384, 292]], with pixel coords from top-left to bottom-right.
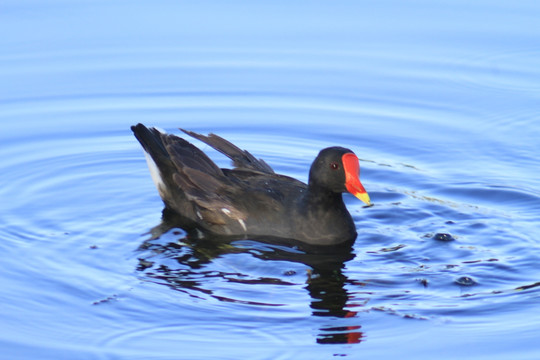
[[330, 162, 339, 170]]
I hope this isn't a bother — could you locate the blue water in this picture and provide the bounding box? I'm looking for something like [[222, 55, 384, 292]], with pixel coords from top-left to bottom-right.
[[1, 1, 540, 359]]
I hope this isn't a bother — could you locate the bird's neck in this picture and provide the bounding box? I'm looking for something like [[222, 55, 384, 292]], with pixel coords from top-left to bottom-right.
[[305, 182, 344, 208]]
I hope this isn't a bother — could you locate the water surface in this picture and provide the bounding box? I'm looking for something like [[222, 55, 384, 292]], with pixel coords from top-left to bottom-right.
[[1, 1, 539, 359]]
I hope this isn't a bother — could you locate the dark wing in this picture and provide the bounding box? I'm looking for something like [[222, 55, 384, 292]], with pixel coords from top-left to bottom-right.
[[131, 123, 224, 181], [131, 124, 247, 225], [181, 129, 275, 174]]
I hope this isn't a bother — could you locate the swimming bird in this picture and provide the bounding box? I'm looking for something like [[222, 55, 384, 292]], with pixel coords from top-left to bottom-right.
[[131, 124, 371, 246]]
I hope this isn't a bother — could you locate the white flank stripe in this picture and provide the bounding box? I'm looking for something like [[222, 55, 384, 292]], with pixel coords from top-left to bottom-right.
[[144, 151, 165, 194], [238, 219, 247, 232]]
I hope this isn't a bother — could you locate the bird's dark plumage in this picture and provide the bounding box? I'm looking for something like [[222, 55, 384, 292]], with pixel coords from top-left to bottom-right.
[[131, 124, 370, 246]]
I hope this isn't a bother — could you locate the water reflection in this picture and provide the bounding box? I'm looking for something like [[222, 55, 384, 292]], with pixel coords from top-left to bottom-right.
[[307, 267, 364, 344], [136, 210, 364, 344]]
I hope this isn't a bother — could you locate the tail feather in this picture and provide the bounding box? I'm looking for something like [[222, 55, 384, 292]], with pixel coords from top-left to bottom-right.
[[131, 124, 174, 199], [131, 124, 169, 165], [131, 124, 259, 233], [131, 124, 232, 215]]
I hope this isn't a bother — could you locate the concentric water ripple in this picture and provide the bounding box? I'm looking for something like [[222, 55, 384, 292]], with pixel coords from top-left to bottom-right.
[[2, 82, 539, 357], [2, 1, 540, 358]]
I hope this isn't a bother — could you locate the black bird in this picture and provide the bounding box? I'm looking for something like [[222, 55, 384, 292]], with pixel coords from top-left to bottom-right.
[[131, 124, 371, 246]]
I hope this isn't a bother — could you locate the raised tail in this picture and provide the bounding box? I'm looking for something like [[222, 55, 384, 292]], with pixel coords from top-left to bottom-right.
[[131, 124, 170, 167], [131, 123, 174, 200], [131, 124, 230, 216], [132, 124, 267, 235]]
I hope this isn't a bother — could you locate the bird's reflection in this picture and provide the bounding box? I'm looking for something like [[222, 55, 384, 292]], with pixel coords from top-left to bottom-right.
[[306, 267, 364, 344], [136, 210, 365, 344]]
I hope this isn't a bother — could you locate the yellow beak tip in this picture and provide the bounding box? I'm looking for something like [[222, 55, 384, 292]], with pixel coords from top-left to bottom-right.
[[355, 192, 372, 206]]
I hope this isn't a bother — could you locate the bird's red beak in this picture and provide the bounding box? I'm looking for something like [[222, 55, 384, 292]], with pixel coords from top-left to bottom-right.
[[342, 153, 371, 206]]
